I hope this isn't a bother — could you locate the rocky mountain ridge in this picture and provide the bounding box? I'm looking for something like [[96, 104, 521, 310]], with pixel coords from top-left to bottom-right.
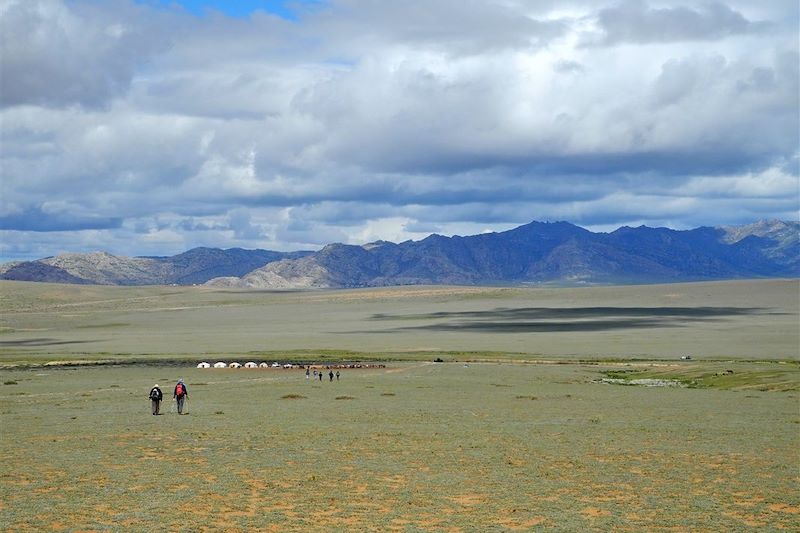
[[2, 220, 797, 287], [0, 247, 312, 286], [206, 220, 798, 289]]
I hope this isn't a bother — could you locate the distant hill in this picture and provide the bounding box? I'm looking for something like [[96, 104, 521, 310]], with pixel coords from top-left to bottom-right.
[[2, 220, 797, 287], [0, 261, 92, 285], [0, 248, 312, 286]]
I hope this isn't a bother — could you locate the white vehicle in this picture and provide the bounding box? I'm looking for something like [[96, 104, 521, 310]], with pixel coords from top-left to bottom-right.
[[271, 362, 280, 368], [229, 362, 242, 369], [244, 362, 258, 368], [213, 362, 227, 368], [197, 362, 211, 369]]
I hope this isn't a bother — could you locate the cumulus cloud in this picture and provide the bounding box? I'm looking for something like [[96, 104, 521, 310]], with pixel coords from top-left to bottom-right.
[[589, 0, 768, 46], [0, 0, 172, 108], [0, 0, 797, 261]]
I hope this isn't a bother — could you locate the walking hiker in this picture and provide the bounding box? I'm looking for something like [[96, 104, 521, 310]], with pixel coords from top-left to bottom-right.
[[306, 368, 310, 380], [336, 371, 340, 381], [329, 370, 334, 382], [149, 384, 163, 415], [319, 371, 323, 381], [174, 379, 188, 415]]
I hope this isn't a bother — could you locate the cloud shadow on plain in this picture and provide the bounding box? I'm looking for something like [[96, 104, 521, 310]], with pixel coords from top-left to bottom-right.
[[362, 306, 776, 333], [0, 338, 97, 347]]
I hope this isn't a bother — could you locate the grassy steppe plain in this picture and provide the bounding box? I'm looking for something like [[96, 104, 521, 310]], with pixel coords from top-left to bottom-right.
[[1, 363, 798, 531], [1, 279, 798, 362], [1, 279, 798, 531]]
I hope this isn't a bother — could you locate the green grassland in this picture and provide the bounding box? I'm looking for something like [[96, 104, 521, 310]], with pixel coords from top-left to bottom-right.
[[1, 363, 798, 531], [0, 279, 798, 530], [602, 360, 800, 392]]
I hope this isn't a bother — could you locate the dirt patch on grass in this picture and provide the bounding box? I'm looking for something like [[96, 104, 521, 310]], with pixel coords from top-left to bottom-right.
[[281, 394, 306, 400], [769, 503, 800, 514], [449, 493, 487, 506], [581, 506, 611, 518], [497, 515, 547, 530], [722, 510, 768, 527]]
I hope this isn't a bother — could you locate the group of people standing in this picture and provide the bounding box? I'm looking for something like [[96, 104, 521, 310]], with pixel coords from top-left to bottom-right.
[[148, 379, 188, 415], [306, 368, 340, 382]]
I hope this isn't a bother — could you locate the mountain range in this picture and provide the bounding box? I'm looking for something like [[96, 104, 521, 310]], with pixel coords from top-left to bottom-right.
[[0, 248, 311, 286], [2, 220, 797, 288]]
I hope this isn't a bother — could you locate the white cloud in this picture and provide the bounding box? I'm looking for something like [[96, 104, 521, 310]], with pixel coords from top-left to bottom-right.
[[0, 0, 172, 108], [0, 0, 797, 261], [680, 164, 800, 199]]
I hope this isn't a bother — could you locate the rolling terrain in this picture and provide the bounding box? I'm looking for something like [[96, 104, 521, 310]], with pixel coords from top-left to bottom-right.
[[1, 279, 797, 364]]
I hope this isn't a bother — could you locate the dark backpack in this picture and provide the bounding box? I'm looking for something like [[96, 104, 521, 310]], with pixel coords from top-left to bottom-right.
[[150, 388, 161, 401], [175, 383, 184, 397]]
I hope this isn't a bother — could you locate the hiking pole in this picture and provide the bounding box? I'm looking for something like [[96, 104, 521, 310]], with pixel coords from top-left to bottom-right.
[[183, 397, 189, 415]]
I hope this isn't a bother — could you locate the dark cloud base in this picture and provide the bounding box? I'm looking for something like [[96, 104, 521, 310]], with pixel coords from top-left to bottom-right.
[[0, 208, 123, 232]]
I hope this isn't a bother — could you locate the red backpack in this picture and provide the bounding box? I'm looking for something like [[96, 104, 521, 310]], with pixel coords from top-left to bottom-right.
[[175, 383, 184, 397]]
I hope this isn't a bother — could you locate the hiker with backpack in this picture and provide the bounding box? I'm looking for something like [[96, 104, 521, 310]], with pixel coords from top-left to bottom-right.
[[174, 379, 188, 415], [149, 384, 163, 415]]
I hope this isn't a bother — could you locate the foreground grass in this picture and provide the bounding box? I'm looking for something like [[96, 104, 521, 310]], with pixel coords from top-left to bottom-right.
[[1, 363, 798, 531]]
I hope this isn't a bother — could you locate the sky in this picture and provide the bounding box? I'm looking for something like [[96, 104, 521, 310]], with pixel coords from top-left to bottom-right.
[[0, 0, 798, 261]]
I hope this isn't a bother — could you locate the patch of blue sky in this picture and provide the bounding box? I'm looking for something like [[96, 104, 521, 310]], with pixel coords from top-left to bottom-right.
[[138, 0, 324, 20]]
